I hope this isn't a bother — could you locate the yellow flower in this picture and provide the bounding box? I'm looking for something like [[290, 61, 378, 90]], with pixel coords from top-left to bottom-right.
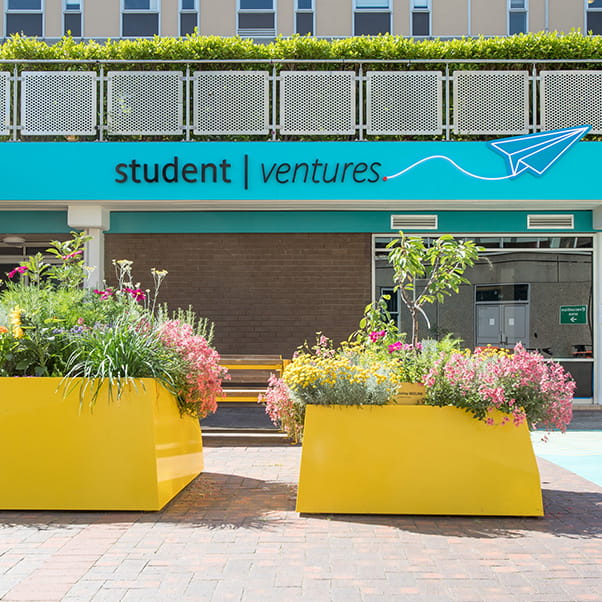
[[8, 306, 24, 338]]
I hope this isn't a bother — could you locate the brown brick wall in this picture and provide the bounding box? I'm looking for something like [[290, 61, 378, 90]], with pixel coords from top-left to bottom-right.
[[105, 233, 372, 357]]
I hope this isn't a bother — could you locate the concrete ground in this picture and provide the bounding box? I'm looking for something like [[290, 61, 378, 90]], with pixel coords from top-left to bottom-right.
[[0, 425, 601, 601]]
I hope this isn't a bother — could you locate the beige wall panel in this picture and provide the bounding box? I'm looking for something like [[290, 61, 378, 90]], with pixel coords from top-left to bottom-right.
[[85, 0, 120, 37], [45, 0, 62, 37], [201, 0, 235, 36], [529, 0, 544, 32], [472, 0, 506, 36], [549, 0, 583, 33], [432, 0, 467, 37], [316, 0, 351, 38], [161, 0, 179, 37], [277, 0, 294, 36], [393, 0, 410, 36]]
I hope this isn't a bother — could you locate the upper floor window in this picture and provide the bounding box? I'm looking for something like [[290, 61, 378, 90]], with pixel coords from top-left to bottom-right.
[[296, 0, 313, 35], [508, 0, 527, 35], [411, 0, 430, 37], [354, 0, 391, 36], [238, 0, 275, 37], [6, 0, 43, 37], [122, 0, 160, 37], [64, 0, 81, 37], [180, 0, 198, 35], [587, 0, 602, 34]]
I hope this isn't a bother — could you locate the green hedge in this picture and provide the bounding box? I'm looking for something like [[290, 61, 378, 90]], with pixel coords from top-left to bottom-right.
[[1, 31, 602, 64]]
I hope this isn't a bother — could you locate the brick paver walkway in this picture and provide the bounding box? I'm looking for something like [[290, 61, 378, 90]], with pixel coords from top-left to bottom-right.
[[0, 444, 601, 601]]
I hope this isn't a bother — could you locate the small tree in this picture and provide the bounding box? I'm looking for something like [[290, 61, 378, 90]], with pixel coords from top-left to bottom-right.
[[387, 232, 483, 347]]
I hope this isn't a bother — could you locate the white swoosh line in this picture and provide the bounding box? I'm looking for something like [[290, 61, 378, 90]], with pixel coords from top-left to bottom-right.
[[384, 155, 527, 181]]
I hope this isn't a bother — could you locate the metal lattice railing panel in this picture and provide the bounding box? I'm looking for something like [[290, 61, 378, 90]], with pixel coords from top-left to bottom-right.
[[21, 71, 97, 136], [193, 71, 269, 136], [0, 72, 10, 136], [280, 71, 356, 136], [541, 70, 602, 133], [453, 71, 530, 135], [366, 71, 442, 136], [107, 71, 183, 136]]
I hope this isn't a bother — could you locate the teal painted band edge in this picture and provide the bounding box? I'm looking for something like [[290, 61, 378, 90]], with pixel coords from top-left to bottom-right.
[[0, 210, 594, 234]]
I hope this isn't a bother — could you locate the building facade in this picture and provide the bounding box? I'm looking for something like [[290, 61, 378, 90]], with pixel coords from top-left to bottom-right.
[[0, 0, 601, 41], [0, 56, 601, 407]]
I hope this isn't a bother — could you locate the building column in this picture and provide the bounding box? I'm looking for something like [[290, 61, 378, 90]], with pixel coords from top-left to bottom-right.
[[594, 231, 602, 405], [67, 206, 110, 290]]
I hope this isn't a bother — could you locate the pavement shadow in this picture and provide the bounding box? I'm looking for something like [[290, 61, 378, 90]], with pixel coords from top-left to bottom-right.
[[145, 471, 298, 530], [302, 488, 602, 539]]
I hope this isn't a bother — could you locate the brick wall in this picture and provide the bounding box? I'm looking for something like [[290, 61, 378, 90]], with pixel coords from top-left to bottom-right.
[[105, 233, 372, 357]]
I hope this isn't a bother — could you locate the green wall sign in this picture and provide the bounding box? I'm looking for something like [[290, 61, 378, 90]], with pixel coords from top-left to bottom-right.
[[559, 305, 588, 325]]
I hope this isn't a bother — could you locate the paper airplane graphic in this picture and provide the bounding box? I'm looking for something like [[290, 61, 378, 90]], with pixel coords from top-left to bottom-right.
[[384, 126, 590, 182], [489, 126, 590, 177]]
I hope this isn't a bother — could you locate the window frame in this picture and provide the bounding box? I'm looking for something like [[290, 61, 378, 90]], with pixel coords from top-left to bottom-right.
[[5, 0, 44, 38], [120, 0, 161, 38], [508, 0, 528, 35], [237, 0, 276, 38], [353, 0, 391, 36], [63, 0, 82, 37], [586, 0, 602, 35], [179, 0, 198, 36], [295, 0, 314, 35], [410, 0, 431, 37]]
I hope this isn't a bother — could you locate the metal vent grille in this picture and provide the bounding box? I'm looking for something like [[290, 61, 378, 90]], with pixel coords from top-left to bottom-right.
[[453, 71, 529, 135], [280, 71, 356, 136], [527, 214, 574, 230], [367, 71, 442, 136], [21, 71, 97, 136], [107, 71, 182, 136], [391, 214, 438, 230], [0, 72, 10, 136], [540, 70, 602, 133], [237, 28, 276, 37], [193, 71, 269, 135]]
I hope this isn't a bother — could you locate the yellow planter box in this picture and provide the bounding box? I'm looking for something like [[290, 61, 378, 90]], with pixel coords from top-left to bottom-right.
[[296, 405, 543, 516], [0, 377, 203, 511]]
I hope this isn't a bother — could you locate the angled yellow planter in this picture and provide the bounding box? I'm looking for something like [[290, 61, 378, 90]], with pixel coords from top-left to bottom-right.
[[0, 377, 203, 511], [296, 405, 543, 516]]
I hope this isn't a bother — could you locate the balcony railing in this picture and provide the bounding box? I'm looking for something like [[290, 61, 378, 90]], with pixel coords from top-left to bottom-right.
[[0, 58, 602, 141]]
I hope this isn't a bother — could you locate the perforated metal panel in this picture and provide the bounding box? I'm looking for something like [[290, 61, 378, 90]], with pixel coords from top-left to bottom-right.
[[453, 71, 529, 135], [367, 71, 442, 136], [541, 71, 602, 133], [193, 71, 269, 136], [107, 71, 182, 136], [0, 72, 10, 136], [21, 71, 97, 136], [280, 71, 356, 136]]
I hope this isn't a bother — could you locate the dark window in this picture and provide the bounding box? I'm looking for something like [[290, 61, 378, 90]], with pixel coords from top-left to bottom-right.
[[296, 12, 313, 34], [6, 13, 42, 35], [354, 12, 390, 35], [124, 0, 155, 9], [238, 12, 275, 29], [122, 13, 159, 36], [181, 0, 196, 8], [411, 11, 429, 36], [297, 0, 312, 8], [64, 12, 81, 36], [240, 0, 273, 8], [587, 11, 602, 35], [509, 11, 526, 34], [7, 0, 41, 9], [180, 12, 197, 35]]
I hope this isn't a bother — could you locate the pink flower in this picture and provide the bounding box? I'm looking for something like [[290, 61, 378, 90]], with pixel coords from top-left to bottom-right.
[[61, 250, 83, 260], [93, 288, 114, 300], [7, 266, 27, 279], [388, 341, 403, 353], [123, 287, 146, 302], [369, 330, 386, 342]]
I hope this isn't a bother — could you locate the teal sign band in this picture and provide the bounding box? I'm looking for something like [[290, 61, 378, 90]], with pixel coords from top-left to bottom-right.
[[0, 138, 599, 202]]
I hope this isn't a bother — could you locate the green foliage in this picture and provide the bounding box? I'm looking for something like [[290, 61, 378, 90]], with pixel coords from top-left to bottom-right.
[[386, 232, 483, 346], [2, 31, 602, 66]]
